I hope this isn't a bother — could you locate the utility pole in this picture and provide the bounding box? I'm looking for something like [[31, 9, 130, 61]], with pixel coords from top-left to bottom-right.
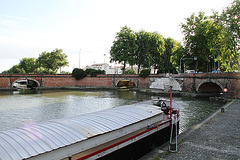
[[79, 49, 81, 69]]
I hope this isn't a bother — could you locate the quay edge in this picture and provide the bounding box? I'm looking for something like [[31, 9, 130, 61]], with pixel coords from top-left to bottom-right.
[[139, 100, 239, 160]]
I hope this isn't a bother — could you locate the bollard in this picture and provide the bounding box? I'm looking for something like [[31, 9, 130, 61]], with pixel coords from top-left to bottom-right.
[[221, 107, 224, 112], [169, 142, 177, 152]]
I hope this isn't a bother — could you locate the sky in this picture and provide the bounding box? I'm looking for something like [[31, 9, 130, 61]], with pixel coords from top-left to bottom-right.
[[0, 0, 233, 73]]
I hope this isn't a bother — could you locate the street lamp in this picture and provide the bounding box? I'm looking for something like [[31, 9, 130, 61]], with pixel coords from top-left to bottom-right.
[[209, 55, 216, 72], [214, 48, 220, 71], [180, 57, 197, 73]]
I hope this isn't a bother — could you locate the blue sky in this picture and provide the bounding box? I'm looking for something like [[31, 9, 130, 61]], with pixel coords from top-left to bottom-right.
[[0, 0, 233, 72]]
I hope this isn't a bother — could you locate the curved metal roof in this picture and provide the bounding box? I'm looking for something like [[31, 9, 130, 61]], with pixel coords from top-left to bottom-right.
[[0, 101, 162, 160]]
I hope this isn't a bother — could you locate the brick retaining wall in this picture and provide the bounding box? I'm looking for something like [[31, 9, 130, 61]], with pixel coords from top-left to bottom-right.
[[0, 73, 239, 98]]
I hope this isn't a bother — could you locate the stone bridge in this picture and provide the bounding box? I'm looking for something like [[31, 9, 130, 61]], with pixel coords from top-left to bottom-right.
[[0, 73, 239, 98], [171, 72, 239, 98]]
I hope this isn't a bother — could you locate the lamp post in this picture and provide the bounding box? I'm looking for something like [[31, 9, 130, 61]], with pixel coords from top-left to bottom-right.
[[214, 48, 220, 71], [104, 54, 106, 63], [104, 54, 106, 72], [209, 55, 216, 72], [169, 77, 174, 119], [180, 58, 182, 73], [180, 57, 197, 73]]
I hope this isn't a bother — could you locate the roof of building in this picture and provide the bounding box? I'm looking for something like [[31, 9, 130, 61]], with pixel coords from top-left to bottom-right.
[[0, 101, 162, 160], [91, 63, 109, 66]]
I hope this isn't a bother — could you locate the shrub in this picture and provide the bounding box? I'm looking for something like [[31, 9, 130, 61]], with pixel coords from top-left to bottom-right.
[[85, 68, 105, 77], [139, 69, 150, 78], [124, 69, 136, 74], [72, 68, 87, 80]]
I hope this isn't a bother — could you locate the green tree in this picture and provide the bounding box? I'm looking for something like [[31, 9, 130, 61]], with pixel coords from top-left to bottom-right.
[[4, 65, 25, 74], [160, 38, 181, 73], [181, 12, 227, 72], [181, 12, 207, 72], [149, 32, 165, 73], [139, 69, 150, 78], [135, 30, 151, 73], [110, 26, 137, 72], [195, 20, 226, 72], [170, 46, 185, 73], [18, 58, 36, 73], [212, 0, 240, 71], [36, 49, 68, 73]]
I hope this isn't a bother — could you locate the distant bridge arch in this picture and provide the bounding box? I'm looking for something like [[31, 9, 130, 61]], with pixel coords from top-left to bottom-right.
[[196, 79, 224, 93], [116, 79, 137, 88], [12, 78, 40, 88]]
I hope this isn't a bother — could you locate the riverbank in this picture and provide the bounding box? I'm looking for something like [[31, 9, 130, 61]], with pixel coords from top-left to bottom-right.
[[139, 100, 240, 160]]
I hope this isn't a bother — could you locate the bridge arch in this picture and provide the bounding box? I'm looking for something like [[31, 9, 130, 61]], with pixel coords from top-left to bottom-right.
[[197, 79, 224, 93], [116, 79, 136, 88], [12, 78, 40, 89]]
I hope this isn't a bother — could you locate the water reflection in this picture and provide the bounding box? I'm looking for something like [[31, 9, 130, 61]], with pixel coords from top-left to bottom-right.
[[0, 90, 225, 133]]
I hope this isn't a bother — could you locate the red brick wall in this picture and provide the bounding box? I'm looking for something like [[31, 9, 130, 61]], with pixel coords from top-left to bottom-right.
[[228, 78, 240, 98], [43, 76, 113, 87], [138, 77, 150, 88], [182, 78, 193, 92], [0, 77, 8, 88]]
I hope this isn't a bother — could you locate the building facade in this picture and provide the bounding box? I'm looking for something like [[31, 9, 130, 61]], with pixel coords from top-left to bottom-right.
[[85, 63, 122, 74]]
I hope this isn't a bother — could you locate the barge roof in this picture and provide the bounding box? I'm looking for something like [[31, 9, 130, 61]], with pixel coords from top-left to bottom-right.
[[0, 101, 163, 160]]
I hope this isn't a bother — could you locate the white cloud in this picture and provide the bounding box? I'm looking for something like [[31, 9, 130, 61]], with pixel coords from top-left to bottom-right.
[[4, 15, 30, 21], [0, 14, 29, 27], [1, 19, 19, 27]]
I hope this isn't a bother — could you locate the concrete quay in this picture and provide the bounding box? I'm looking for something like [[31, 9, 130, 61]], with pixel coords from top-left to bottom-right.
[[139, 100, 240, 160]]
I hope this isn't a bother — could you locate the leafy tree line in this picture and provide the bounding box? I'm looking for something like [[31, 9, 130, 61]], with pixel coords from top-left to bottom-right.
[[2, 49, 69, 74], [181, 0, 239, 72], [110, 26, 182, 74], [110, 0, 239, 73], [211, 0, 239, 71]]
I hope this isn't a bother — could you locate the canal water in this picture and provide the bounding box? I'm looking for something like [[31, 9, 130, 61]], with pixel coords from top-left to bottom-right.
[[0, 90, 226, 133]]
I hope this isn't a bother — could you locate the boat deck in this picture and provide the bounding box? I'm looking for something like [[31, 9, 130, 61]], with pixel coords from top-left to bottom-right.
[[65, 114, 170, 160]]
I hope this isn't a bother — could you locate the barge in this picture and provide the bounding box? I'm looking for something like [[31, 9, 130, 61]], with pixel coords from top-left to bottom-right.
[[0, 99, 179, 160]]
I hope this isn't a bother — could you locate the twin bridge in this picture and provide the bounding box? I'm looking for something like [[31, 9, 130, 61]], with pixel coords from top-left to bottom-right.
[[0, 73, 239, 98]]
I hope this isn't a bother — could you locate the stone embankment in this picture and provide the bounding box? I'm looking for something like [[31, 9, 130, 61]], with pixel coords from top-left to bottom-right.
[[139, 100, 240, 160]]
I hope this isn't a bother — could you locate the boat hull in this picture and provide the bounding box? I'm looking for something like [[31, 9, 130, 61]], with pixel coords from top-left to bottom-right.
[[65, 118, 179, 160], [98, 121, 179, 160]]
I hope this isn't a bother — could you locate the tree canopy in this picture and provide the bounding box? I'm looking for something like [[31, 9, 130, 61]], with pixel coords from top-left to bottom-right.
[[110, 26, 137, 72], [135, 30, 152, 73], [180, 0, 240, 72], [110, 26, 176, 74], [181, 12, 227, 72], [36, 49, 68, 73], [2, 49, 69, 74], [212, 0, 240, 71], [110, 1, 239, 74], [19, 58, 36, 73]]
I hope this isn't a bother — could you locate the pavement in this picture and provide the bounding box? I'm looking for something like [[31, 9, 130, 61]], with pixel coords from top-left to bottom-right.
[[139, 100, 240, 160]]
